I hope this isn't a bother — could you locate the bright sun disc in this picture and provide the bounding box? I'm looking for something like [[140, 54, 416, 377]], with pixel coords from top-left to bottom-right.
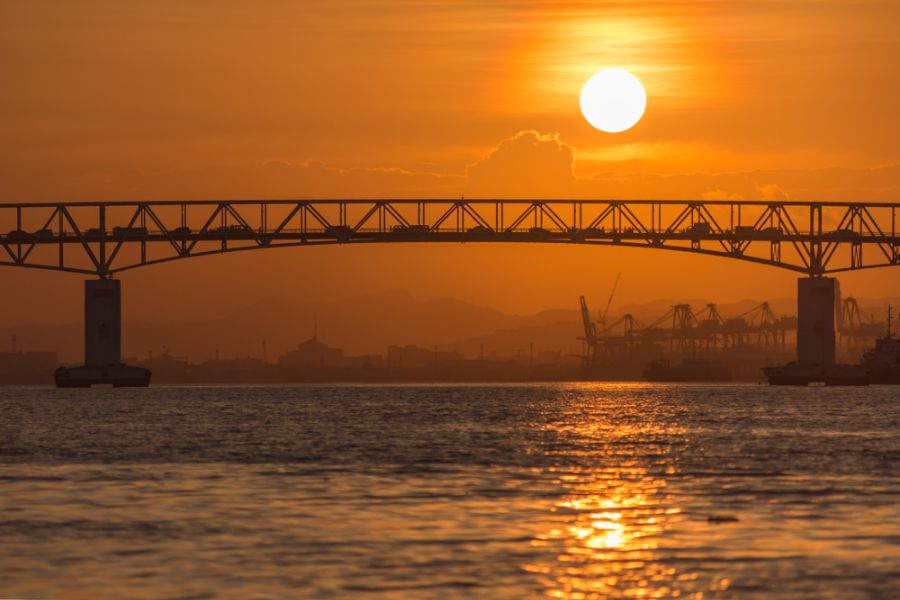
[[580, 69, 646, 133]]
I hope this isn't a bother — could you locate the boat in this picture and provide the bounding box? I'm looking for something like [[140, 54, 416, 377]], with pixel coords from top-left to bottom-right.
[[643, 357, 731, 382], [762, 361, 869, 386], [858, 306, 900, 384], [54, 364, 151, 388]]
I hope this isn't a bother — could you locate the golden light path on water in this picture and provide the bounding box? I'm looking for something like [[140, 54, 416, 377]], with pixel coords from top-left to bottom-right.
[[524, 384, 731, 599]]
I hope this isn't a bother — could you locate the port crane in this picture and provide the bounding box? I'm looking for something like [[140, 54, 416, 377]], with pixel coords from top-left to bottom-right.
[[579, 272, 621, 365], [578, 296, 798, 363], [578, 296, 599, 365], [838, 297, 884, 350]]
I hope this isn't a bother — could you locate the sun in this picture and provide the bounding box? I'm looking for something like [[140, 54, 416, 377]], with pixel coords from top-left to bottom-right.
[[580, 69, 647, 133]]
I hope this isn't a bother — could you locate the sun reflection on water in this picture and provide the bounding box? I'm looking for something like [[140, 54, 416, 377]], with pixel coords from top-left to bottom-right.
[[524, 386, 719, 599], [526, 467, 690, 598]]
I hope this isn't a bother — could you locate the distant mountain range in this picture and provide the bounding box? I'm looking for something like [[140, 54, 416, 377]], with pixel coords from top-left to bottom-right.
[[1, 290, 894, 363]]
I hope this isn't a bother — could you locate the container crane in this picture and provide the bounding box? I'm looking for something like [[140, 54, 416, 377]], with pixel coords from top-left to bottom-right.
[[578, 296, 598, 365], [598, 272, 622, 332]]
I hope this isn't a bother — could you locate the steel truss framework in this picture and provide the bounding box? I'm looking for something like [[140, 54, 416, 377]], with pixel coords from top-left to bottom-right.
[[584, 300, 794, 361], [1, 199, 899, 276]]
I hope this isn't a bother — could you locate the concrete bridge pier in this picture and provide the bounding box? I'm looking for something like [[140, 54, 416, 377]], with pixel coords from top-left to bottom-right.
[[85, 278, 122, 367], [796, 276, 839, 367], [53, 279, 151, 388], [765, 276, 867, 384]]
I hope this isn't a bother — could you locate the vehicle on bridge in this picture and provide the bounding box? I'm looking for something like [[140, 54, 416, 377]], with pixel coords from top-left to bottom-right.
[[112, 226, 148, 239], [465, 225, 495, 240], [684, 222, 712, 236], [324, 225, 353, 241], [826, 228, 862, 242], [214, 224, 254, 236], [392, 224, 430, 238]]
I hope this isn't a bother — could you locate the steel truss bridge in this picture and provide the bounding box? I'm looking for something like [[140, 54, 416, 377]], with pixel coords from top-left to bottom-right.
[[1, 199, 899, 277]]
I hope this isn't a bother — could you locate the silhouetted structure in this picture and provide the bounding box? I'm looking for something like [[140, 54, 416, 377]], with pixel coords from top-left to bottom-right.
[[388, 345, 436, 369], [838, 297, 884, 351], [764, 278, 868, 385], [2, 199, 897, 276], [579, 296, 796, 364], [53, 279, 150, 387], [1, 198, 898, 386], [279, 330, 345, 367]]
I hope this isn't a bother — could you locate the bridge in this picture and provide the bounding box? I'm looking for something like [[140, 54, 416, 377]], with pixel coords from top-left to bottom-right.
[[2, 199, 899, 276], [2, 199, 898, 386]]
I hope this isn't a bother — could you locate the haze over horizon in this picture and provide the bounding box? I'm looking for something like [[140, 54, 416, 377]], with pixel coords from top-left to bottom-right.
[[3, 287, 896, 364]]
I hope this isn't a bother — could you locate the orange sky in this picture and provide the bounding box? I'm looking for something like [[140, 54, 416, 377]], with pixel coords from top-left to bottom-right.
[[1, 1, 899, 331]]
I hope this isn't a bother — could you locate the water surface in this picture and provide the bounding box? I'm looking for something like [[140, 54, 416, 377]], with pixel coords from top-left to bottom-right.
[[1, 383, 898, 598]]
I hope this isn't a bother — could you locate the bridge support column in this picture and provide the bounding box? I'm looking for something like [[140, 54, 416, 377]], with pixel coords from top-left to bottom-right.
[[53, 279, 151, 388], [764, 276, 866, 384], [796, 276, 839, 366], [85, 278, 122, 366]]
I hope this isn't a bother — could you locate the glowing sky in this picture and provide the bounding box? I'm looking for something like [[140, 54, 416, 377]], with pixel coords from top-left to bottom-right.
[[1, 1, 899, 329]]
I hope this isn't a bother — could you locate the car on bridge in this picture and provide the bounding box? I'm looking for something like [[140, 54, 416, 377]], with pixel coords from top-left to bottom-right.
[[826, 228, 862, 242], [4, 229, 53, 242], [391, 224, 430, 238], [568, 228, 587, 242], [84, 228, 104, 241], [685, 222, 713, 236], [171, 226, 192, 238], [759, 226, 783, 241], [465, 225, 495, 239], [527, 226, 552, 238], [324, 225, 354, 241], [113, 226, 148, 239], [214, 224, 254, 237]]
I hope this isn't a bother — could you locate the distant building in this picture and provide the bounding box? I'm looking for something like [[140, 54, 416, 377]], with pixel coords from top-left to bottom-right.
[[387, 345, 432, 369], [387, 345, 462, 368], [279, 332, 345, 367], [135, 348, 193, 381], [196, 357, 272, 383], [347, 354, 386, 369]]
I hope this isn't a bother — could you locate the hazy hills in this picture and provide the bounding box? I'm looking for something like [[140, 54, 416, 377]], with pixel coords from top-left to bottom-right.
[[2, 290, 894, 364]]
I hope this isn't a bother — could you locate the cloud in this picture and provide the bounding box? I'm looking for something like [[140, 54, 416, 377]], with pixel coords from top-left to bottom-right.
[[576, 166, 900, 202], [756, 183, 790, 202], [465, 131, 576, 198], [1, 130, 897, 207]]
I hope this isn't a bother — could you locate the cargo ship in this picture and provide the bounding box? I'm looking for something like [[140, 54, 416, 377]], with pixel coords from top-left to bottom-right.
[[858, 307, 900, 384], [54, 364, 151, 388], [762, 362, 869, 386]]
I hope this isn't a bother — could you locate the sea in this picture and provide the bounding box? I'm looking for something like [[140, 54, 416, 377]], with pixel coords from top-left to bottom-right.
[[1, 383, 898, 599]]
